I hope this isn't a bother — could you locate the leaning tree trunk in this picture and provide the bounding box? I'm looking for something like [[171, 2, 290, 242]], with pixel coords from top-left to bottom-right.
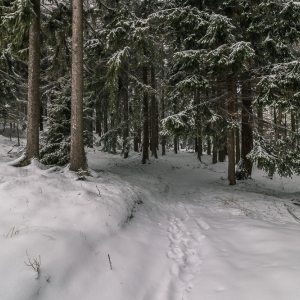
[[227, 77, 236, 185], [26, 0, 40, 161], [241, 75, 253, 178], [70, 0, 86, 171], [142, 66, 149, 164]]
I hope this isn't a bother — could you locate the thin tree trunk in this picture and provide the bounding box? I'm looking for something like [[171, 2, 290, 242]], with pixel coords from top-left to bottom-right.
[[161, 77, 166, 156], [103, 104, 108, 134], [194, 90, 201, 160], [123, 69, 129, 158], [257, 107, 263, 169], [291, 112, 296, 146], [70, 0, 86, 171], [213, 146, 218, 164], [227, 77, 236, 185], [275, 108, 283, 141], [174, 137, 178, 154], [142, 66, 149, 164], [235, 127, 240, 163], [151, 66, 158, 158], [26, 0, 40, 161], [241, 75, 253, 178], [96, 100, 102, 137], [235, 96, 240, 164], [155, 87, 159, 151], [207, 137, 211, 155], [133, 93, 139, 152]]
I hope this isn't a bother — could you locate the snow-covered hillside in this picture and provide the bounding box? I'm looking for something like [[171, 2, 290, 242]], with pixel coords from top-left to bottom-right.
[[1, 135, 300, 300]]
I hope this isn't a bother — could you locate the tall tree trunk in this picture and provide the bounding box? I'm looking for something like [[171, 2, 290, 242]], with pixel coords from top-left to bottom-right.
[[133, 92, 139, 152], [123, 69, 129, 158], [194, 90, 202, 160], [70, 0, 86, 171], [161, 76, 166, 156], [155, 87, 159, 151], [26, 0, 40, 161], [227, 77, 236, 185], [103, 103, 108, 134], [96, 99, 102, 137], [235, 94, 240, 163], [207, 137, 211, 155], [275, 108, 283, 141], [174, 137, 178, 154], [219, 147, 226, 162], [240, 75, 253, 178], [235, 127, 240, 163], [213, 146, 218, 164], [257, 107, 263, 169], [291, 112, 296, 146], [142, 66, 149, 164], [111, 114, 116, 153], [150, 65, 158, 158]]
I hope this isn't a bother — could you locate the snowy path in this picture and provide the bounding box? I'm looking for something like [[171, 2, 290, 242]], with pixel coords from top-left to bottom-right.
[[87, 149, 300, 300], [1, 137, 300, 300]]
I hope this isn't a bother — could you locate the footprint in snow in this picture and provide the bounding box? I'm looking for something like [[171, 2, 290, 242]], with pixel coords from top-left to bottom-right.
[[165, 216, 209, 300], [195, 218, 210, 230]]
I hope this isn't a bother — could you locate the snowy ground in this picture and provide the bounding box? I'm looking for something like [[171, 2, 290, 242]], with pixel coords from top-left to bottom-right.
[[1, 134, 300, 300]]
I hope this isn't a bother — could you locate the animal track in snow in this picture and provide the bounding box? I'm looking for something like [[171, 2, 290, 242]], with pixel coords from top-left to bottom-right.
[[195, 218, 210, 230], [164, 216, 209, 300]]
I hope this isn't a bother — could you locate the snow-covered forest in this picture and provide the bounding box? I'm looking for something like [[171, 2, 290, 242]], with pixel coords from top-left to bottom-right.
[[1, 1, 300, 300]]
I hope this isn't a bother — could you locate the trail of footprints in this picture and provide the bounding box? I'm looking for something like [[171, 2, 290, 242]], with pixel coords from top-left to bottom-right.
[[165, 215, 210, 300]]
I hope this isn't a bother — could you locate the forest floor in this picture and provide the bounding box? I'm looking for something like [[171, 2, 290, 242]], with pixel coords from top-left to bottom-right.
[[1, 134, 300, 300]]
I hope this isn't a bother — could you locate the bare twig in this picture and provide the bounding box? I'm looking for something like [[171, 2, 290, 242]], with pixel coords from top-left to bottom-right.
[[24, 251, 41, 279], [96, 185, 101, 197], [284, 204, 300, 224], [108, 254, 112, 270]]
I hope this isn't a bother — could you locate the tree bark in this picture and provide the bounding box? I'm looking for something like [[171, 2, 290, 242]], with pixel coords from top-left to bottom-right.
[[194, 90, 202, 160], [174, 137, 178, 154], [161, 77, 166, 156], [257, 107, 263, 169], [235, 95, 240, 163], [26, 0, 40, 161], [70, 0, 86, 171], [142, 66, 149, 164], [123, 69, 129, 158], [213, 146, 218, 164], [150, 65, 158, 158]]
